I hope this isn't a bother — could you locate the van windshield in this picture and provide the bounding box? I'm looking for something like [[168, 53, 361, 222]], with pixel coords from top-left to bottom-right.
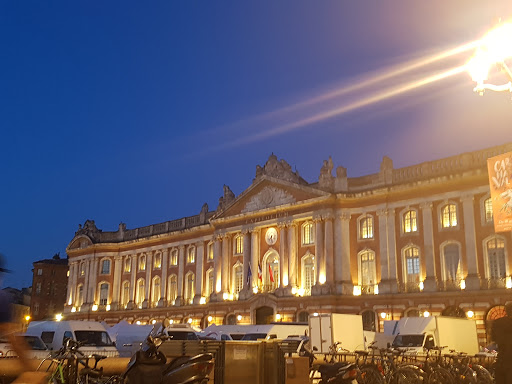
[[392, 334, 425, 348], [75, 331, 114, 347], [241, 333, 267, 341]]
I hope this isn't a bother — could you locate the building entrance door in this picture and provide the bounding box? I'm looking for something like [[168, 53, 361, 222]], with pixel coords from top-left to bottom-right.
[[255, 306, 274, 324]]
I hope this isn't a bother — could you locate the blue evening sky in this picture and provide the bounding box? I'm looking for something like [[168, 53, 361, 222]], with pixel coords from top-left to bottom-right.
[[2, 1, 512, 289]]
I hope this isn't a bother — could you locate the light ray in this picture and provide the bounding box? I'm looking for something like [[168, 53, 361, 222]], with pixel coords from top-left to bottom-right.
[[220, 65, 467, 149]]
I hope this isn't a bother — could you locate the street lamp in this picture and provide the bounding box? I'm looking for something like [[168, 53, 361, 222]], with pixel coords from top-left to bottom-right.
[[467, 21, 512, 94]]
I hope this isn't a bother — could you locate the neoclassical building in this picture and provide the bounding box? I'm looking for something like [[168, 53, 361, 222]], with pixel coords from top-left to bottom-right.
[[65, 143, 512, 346]]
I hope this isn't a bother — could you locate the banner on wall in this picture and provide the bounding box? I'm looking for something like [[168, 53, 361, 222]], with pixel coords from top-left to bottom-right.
[[487, 151, 512, 232]]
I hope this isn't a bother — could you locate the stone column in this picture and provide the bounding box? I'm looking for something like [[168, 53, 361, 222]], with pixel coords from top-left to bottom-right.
[[221, 235, 230, 294], [462, 194, 481, 290], [159, 248, 169, 307], [88, 258, 98, 305], [287, 223, 298, 289], [67, 262, 76, 306], [251, 230, 260, 288], [377, 210, 398, 294], [176, 246, 185, 305], [324, 214, 334, 285], [278, 224, 288, 287], [314, 217, 325, 286], [213, 237, 222, 294], [242, 230, 251, 291], [111, 256, 122, 309], [335, 212, 352, 294], [421, 202, 437, 292], [142, 251, 153, 308], [193, 241, 204, 304]]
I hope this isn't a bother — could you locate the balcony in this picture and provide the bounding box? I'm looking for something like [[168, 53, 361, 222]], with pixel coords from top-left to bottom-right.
[[483, 277, 507, 290], [441, 279, 462, 291]]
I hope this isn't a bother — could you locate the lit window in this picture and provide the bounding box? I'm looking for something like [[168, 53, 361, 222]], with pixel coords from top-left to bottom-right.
[[235, 235, 243, 255], [139, 255, 146, 271], [484, 198, 493, 223], [403, 210, 418, 233], [101, 259, 111, 274], [205, 269, 214, 297], [187, 247, 195, 264], [80, 263, 85, 277], [153, 253, 162, 269], [360, 216, 374, 239], [302, 222, 314, 245], [234, 264, 243, 294], [170, 250, 178, 266], [359, 251, 376, 293], [168, 275, 177, 304], [301, 254, 315, 295], [487, 237, 506, 279], [441, 204, 457, 228], [37, 268, 42, 276], [121, 281, 130, 307], [184, 273, 195, 304], [99, 283, 109, 305], [443, 243, 462, 282], [404, 247, 420, 283], [152, 277, 161, 306], [124, 257, 131, 273], [136, 279, 145, 306]]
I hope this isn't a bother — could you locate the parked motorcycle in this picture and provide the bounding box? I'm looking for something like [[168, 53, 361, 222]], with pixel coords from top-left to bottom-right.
[[123, 321, 214, 384], [309, 346, 360, 384]]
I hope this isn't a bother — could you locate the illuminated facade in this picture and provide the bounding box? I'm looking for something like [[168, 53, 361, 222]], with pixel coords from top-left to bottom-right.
[[65, 143, 512, 346]]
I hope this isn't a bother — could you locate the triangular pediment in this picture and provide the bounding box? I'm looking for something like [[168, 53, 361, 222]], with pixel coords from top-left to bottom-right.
[[212, 176, 330, 220]]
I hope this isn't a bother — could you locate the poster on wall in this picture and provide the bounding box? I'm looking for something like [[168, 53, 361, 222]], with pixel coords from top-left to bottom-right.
[[487, 151, 512, 232]]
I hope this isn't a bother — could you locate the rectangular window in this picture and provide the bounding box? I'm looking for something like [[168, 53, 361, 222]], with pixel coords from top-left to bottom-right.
[[101, 260, 110, 274], [208, 244, 214, 261], [485, 199, 493, 222], [235, 267, 243, 294], [361, 217, 374, 239], [37, 269, 42, 276], [36, 282, 41, 294], [235, 236, 243, 255], [170, 251, 178, 266], [124, 258, 131, 273], [154, 254, 162, 269], [302, 223, 314, 245], [187, 247, 195, 264]]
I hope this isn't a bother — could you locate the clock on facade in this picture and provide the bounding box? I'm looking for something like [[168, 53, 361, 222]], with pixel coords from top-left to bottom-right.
[[265, 227, 278, 245]]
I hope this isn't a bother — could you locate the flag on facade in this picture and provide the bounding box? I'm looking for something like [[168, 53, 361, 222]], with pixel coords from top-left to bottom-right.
[[247, 264, 252, 286], [268, 264, 274, 283], [258, 263, 262, 280]]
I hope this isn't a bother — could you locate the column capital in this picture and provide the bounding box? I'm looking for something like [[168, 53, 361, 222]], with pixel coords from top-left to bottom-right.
[[195, 240, 204, 247], [419, 202, 433, 211], [312, 215, 323, 223], [461, 193, 474, 203], [114, 255, 122, 261], [322, 213, 334, 221], [178, 245, 186, 251], [376, 209, 387, 217]]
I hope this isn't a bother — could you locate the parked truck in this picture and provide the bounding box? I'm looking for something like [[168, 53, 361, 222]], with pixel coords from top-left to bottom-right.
[[390, 316, 480, 355], [309, 313, 366, 353]]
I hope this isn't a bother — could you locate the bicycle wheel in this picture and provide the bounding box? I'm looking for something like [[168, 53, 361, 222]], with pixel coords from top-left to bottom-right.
[[472, 364, 493, 384], [389, 367, 424, 384], [457, 367, 477, 384], [426, 367, 455, 384], [358, 364, 385, 384]]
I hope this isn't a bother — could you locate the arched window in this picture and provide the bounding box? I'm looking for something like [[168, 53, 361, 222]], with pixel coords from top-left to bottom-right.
[[264, 252, 279, 291], [185, 272, 195, 304], [121, 281, 130, 308], [100, 259, 111, 275], [139, 255, 146, 271], [170, 250, 178, 266], [403, 246, 420, 289], [136, 279, 145, 307], [442, 243, 462, 285], [302, 222, 314, 245], [152, 276, 161, 306], [99, 283, 109, 306], [187, 246, 196, 264], [226, 314, 237, 325], [484, 198, 493, 223], [301, 252, 315, 295], [405, 308, 420, 317], [168, 275, 177, 304], [403, 210, 418, 233], [358, 250, 377, 294], [441, 204, 458, 228], [486, 237, 506, 284], [205, 268, 214, 298], [153, 253, 162, 269], [362, 310, 376, 331], [234, 235, 244, 255], [124, 257, 131, 273], [233, 263, 243, 295], [359, 215, 374, 239]]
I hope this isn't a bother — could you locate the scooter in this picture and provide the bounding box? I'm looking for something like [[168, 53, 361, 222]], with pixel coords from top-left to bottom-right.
[[308, 345, 360, 384], [123, 322, 214, 384]]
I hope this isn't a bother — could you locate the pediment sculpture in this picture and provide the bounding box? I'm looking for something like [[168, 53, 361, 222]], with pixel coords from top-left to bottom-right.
[[242, 186, 296, 213]]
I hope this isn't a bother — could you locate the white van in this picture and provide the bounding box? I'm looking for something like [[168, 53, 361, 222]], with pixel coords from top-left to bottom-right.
[[26, 320, 119, 357]]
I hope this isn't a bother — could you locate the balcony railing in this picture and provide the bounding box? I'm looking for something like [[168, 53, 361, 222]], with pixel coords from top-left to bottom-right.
[[400, 282, 421, 293], [441, 279, 462, 291], [361, 284, 377, 295], [483, 277, 507, 289]]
